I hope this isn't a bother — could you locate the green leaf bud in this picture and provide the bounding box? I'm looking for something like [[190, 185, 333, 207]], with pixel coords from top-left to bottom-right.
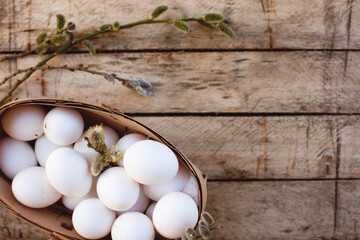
[[56, 14, 66, 30], [35, 42, 48, 55], [51, 33, 67, 46], [218, 22, 236, 39], [100, 24, 111, 31], [36, 32, 47, 44], [151, 5, 168, 19], [197, 20, 217, 31], [84, 40, 96, 56], [174, 19, 190, 33], [203, 13, 225, 24], [110, 21, 120, 31]]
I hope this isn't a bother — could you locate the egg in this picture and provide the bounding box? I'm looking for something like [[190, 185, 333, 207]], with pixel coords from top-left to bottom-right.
[[2, 105, 46, 141], [123, 140, 178, 185], [116, 185, 149, 215], [35, 135, 71, 167], [0, 137, 37, 179], [183, 175, 200, 206], [12, 167, 61, 208], [153, 192, 198, 239], [145, 202, 157, 220], [62, 176, 98, 211], [74, 126, 119, 161], [46, 148, 92, 197], [72, 198, 116, 239], [144, 164, 190, 201], [116, 133, 147, 167], [43, 107, 84, 146], [111, 212, 155, 240], [97, 167, 139, 211]]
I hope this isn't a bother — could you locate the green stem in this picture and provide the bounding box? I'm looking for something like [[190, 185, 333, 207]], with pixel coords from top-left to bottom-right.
[[0, 17, 201, 105]]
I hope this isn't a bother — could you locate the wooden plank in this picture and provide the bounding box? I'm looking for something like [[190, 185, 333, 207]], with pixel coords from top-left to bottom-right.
[[2, 51, 358, 113], [0, 181, 335, 239], [139, 115, 360, 180], [0, 0, 355, 51], [336, 180, 360, 239], [136, 116, 338, 180], [0, 207, 48, 240], [208, 181, 335, 239], [349, 1, 360, 49], [337, 116, 360, 178], [0, 0, 12, 52]]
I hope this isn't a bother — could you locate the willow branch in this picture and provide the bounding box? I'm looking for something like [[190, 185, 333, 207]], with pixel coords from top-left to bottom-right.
[[0, 18, 200, 63], [0, 51, 34, 62], [1, 65, 129, 87], [0, 17, 202, 105]]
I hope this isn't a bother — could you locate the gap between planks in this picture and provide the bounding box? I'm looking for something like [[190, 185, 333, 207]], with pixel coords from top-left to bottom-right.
[[128, 112, 360, 117], [2, 49, 360, 55], [208, 178, 360, 182]]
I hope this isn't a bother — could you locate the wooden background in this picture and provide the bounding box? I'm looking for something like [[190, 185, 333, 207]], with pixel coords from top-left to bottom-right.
[[1, 0, 360, 239]]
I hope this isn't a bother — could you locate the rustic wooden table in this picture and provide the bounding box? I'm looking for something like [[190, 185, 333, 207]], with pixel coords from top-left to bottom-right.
[[1, 0, 359, 239]]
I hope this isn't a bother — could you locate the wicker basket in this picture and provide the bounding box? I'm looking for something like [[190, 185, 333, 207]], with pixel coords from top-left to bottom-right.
[[0, 98, 207, 240]]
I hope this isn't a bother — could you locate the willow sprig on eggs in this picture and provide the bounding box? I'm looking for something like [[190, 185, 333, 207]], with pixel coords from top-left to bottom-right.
[[0, 6, 236, 105]]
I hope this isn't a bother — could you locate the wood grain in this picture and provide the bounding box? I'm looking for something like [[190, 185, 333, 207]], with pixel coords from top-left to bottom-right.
[[139, 115, 360, 180], [137, 116, 339, 180], [2, 1, 359, 239], [338, 116, 360, 179], [0, 181, 336, 239], [208, 181, 335, 240], [336, 181, 360, 239], [2, 51, 360, 114], [0, 207, 48, 240], [0, 0, 356, 51]]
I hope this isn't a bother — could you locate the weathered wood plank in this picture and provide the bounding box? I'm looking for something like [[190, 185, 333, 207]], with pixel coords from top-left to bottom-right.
[[137, 116, 339, 180], [2, 51, 359, 113], [349, 1, 360, 49], [338, 116, 360, 178], [139, 115, 360, 180], [336, 181, 360, 239], [0, 0, 355, 51], [0, 207, 48, 240], [208, 181, 335, 240], [0, 181, 336, 240], [0, 0, 12, 52]]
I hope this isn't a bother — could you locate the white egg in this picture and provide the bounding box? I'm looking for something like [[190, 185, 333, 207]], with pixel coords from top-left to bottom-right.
[[153, 192, 198, 239], [2, 105, 46, 141], [12, 167, 61, 208], [35, 135, 71, 167], [144, 164, 190, 201], [62, 176, 98, 211], [183, 175, 200, 206], [74, 126, 119, 161], [145, 202, 157, 220], [116, 185, 149, 215], [111, 212, 155, 240], [43, 107, 84, 146], [73, 198, 116, 239], [123, 140, 178, 185], [97, 167, 139, 211], [116, 133, 147, 167], [0, 137, 37, 179], [46, 148, 92, 197]]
